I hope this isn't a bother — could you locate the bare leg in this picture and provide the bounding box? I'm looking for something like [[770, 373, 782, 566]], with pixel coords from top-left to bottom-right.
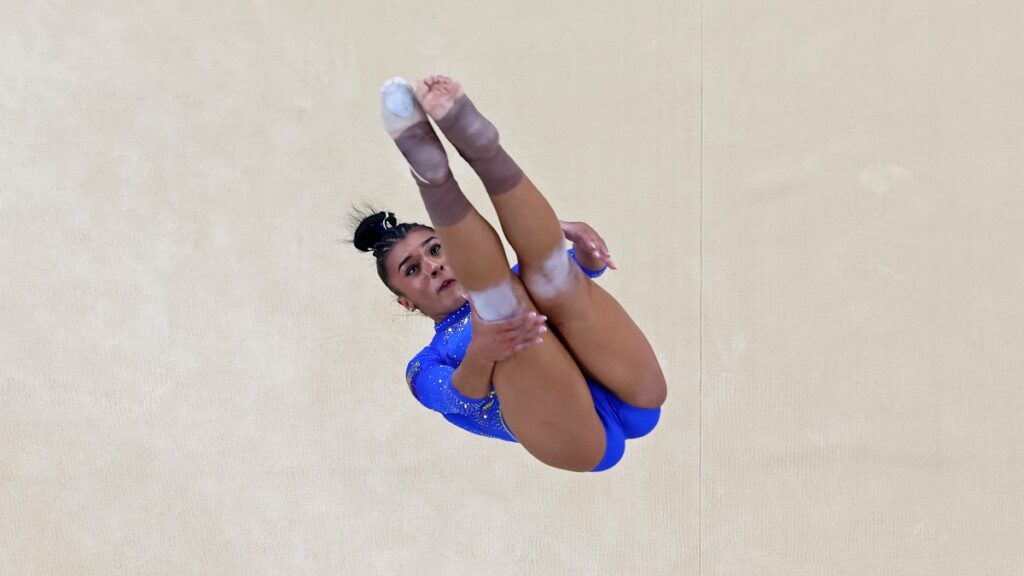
[[381, 78, 605, 471], [416, 75, 667, 409]]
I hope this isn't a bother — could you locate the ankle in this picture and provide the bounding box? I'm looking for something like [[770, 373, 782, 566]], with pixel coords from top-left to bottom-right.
[[435, 95, 500, 160], [393, 122, 451, 186], [467, 147, 523, 196]]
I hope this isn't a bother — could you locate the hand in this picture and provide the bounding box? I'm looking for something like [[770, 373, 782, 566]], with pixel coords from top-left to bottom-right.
[[559, 220, 617, 270], [464, 294, 548, 363]]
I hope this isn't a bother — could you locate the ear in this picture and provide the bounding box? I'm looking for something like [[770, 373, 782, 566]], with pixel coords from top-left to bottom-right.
[[396, 296, 416, 312]]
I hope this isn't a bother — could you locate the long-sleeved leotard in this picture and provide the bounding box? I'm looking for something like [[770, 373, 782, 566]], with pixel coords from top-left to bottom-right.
[[404, 247, 661, 471], [405, 247, 606, 440]]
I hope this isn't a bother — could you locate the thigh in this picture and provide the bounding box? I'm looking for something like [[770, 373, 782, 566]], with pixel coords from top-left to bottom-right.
[[522, 268, 667, 410], [490, 277, 606, 472]]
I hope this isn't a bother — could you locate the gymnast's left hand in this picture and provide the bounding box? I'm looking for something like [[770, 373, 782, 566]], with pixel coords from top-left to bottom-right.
[[559, 220, 617, 270]]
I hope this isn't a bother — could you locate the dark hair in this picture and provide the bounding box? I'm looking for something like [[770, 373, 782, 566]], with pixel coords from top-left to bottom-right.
[[349, 206, 432, 295]]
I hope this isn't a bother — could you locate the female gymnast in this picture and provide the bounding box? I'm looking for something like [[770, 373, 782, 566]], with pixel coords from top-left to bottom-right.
[[353, 75, 667, 472]]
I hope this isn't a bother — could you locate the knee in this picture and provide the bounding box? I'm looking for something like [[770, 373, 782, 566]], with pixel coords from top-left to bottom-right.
[[630, 367, 667, 410], [467, 275, 526, 322], [521, 246, 583, 302], [562, 442, 606, 473], [533, 433, 606, 473]]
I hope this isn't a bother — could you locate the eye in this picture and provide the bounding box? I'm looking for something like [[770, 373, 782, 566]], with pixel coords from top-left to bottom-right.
[[405, 263, 419, 276], [430, 244, 441, 255]]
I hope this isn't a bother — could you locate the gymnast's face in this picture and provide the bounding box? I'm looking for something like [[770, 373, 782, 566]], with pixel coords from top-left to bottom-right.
[[388, 228, 466, 322]]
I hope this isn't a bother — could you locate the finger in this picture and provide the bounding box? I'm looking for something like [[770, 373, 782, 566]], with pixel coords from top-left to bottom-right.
[[517, 322, 544, 340], [513, 339, 543, 352], [498, 310, 535, 332], [592, 239, 616, 269], [491, 318, 524, 334], [525, 314, 547, 334], [514, 337, 544, 352], [528, 319, 552, 334], [523, 319, 546, 336], [517, 311, 538, 329], [520, 319, 544, 342]]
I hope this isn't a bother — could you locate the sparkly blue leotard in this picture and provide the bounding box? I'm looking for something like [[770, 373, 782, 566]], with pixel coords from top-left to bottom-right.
[[405, 248, 662, 472]]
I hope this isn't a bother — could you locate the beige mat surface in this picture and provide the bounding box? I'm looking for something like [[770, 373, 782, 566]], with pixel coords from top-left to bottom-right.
[[1, 1, 1019, 575]]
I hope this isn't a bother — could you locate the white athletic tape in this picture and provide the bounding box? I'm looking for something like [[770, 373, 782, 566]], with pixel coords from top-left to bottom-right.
[[468, 276, 522, 322], [523, 243, 576, 300], [380, 77, 427, 138]]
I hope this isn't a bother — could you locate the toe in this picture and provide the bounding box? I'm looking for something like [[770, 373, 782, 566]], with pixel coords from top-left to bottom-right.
[[413, 80, 430, 102]]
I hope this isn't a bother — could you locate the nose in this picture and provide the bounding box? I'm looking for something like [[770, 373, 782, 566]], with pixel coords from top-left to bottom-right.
[[427, 258, 444, 277]]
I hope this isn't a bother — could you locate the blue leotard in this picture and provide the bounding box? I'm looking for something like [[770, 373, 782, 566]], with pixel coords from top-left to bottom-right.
[[405, 248, 661, 471]]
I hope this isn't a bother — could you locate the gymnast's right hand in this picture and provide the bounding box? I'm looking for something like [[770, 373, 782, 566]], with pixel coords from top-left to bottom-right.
[[463, 293, 548, 363]]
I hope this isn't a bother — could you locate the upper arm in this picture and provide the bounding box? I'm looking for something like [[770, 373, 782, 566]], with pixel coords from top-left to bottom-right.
[[406, 348, 490, 416]]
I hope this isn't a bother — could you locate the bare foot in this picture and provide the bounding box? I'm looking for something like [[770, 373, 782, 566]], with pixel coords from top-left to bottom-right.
[[413, 75, 465, 121]]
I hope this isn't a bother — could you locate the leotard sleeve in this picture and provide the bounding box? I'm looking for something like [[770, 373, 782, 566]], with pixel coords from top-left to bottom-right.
[[510, 247, 607, 278], [405, 346, 492, 416], [568, 247, 607, 278]]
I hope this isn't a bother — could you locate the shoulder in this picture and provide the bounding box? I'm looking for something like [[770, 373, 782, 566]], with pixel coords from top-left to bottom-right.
[[406, 344, 446, 382], [407, 345, 439, 371]]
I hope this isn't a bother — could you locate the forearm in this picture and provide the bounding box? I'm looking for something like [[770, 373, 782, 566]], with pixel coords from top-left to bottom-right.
[[450, 344, 496, 400]]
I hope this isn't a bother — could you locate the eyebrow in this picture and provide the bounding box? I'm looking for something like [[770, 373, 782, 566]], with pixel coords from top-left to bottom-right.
[[397, 236, 439, 273]]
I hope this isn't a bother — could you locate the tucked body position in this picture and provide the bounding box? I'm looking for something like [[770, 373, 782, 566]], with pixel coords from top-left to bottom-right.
[[353, 75, 667, 472]]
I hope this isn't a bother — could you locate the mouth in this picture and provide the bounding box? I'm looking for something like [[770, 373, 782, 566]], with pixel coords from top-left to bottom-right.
[[438, 279, 456, 293]]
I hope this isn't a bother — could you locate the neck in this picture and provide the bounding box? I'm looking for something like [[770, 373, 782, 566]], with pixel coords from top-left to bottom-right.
[[431, 300, 470, 324]]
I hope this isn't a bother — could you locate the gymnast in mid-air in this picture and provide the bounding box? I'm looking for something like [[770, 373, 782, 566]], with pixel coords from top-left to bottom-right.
[[353, 75, 666, 472]]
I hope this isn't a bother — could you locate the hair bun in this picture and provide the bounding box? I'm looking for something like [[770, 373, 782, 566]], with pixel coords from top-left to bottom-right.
[[353, 211, 399, 252]]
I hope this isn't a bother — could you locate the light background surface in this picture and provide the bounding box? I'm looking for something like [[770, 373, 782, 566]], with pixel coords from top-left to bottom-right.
[[0, 1, 1020, 575]]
